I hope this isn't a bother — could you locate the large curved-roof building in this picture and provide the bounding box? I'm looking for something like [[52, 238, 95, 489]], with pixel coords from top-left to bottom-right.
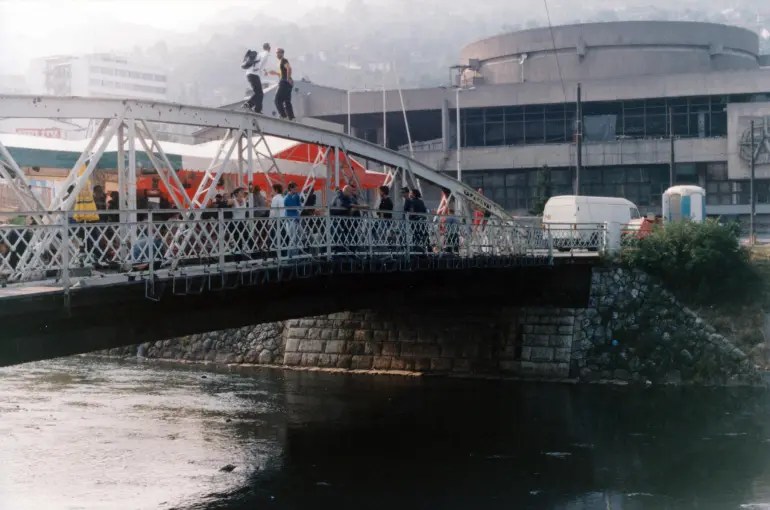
[[248, 21, 770, 217], [461, 22, 762, 85]]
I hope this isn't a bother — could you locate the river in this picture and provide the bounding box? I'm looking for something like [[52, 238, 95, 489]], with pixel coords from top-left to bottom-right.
[[2, 357, 770, 509]]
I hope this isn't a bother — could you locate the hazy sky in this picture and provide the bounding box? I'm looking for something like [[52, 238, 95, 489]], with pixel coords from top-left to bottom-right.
[[0, 0, 337, 73]]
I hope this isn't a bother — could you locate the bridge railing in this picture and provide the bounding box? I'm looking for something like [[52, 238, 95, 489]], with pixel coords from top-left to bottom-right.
[[0, 209, 610, 288]]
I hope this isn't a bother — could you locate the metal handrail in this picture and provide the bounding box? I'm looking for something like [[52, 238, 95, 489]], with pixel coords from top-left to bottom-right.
[[0, 209, 610, 291]]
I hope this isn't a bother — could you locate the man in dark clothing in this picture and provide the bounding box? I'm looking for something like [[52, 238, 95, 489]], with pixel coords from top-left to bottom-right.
[[273, 48, 295, 120], [330, 186, 355, 253], [375, 185, 394, 246], [408, 188, 427, 218], [408, 188, 429, 253], [401, 186, 412, 217], [378, 185, 393, 219]]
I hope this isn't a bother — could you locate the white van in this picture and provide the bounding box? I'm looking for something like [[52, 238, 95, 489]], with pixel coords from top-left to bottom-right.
[[542, 195, 643, 250]]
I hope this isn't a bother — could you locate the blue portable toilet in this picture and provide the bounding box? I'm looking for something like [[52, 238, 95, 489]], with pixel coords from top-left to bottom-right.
[[662, 185, 706, 223]]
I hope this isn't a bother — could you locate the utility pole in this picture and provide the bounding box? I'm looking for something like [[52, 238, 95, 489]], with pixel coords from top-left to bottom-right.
[[382, 86, 387, 148], [751, 119, 756, 246], [575, 82, 582, 195], [669, 107, 675, 187]]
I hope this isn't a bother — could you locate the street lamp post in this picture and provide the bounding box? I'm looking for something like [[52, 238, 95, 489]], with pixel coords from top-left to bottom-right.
[[454, 86, 475, 183], [456, 87, 462, 183], [346, 90, 351, 136]]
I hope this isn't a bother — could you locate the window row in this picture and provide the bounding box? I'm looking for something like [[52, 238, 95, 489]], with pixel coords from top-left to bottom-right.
[[89, 79, 167, 95], [460, 163, 759, 211], [457, 95, 766, 148], [90, 66, 167, 83]]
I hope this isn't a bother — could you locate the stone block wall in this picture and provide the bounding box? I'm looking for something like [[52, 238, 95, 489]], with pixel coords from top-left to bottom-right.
[[517, 308, 577, 379], [570, 268, 759, 385], [281, 309, 511, 374], [280, 307, 578, 379], [104, 321, 285, 365]]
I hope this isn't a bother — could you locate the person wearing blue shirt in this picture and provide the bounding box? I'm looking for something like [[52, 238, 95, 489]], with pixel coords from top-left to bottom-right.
[[283, 182, 301, 256]]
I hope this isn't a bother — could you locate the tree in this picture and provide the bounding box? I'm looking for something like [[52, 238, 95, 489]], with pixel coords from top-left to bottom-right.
[[529, 165, 552, 216]]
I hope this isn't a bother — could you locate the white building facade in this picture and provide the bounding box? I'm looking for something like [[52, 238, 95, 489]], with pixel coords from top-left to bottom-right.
[[27, 53, 168, 101]]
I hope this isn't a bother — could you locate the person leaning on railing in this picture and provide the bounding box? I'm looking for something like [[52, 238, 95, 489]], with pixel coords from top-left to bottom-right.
[[407, 189, 430, 253], [444, 207, 460, 254], [375, 185, 394, 245]]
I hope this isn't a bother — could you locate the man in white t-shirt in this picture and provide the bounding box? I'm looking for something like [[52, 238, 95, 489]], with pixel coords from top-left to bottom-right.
[[242, 43, 272, 113], [269, 183, 285, 256], [269, 182, 285, 217]]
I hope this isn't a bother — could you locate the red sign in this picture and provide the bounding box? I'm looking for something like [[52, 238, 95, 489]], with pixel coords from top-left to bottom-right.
[[15, 128, 62, 138]]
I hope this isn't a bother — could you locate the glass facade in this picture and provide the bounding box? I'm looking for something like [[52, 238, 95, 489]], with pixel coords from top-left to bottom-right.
[[458, 94, 764, 149], [463, 162, 770, 213], [463, 168, 573, 212]]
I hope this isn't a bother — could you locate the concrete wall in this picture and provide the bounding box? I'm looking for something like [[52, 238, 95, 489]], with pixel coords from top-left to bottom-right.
[[410, 137, 726, 171], [316, 69, 770, 120], [727, 101, 770, 179], [461, 22, 759, 85]]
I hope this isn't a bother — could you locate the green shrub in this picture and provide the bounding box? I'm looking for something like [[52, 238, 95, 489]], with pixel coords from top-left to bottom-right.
[[622, 220, 761, 306]]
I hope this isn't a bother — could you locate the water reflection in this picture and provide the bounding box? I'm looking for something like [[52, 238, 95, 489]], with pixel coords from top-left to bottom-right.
[[0, 358, 286, 509], [2, 359, 770, 509]]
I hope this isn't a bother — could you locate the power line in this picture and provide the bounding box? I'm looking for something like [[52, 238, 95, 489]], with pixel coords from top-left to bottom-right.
[[542, 0, 567, 104]]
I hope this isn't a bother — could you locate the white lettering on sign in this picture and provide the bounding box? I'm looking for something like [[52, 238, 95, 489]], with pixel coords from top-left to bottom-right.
[[15, 128, 62, 138]]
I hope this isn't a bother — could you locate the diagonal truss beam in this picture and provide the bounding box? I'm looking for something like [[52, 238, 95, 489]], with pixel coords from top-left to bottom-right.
[[49, 118, 121, 212], [249, 119, 286, 194], [0, 139, 48, 213], [191, 128, 245, 208], [135, 120, 193, 210]]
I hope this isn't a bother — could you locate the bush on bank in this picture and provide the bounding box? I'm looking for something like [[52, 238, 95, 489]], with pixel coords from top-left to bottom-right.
[[621, 220, 761, 306]]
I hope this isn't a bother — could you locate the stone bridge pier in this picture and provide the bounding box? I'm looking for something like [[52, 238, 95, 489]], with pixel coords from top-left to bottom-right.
[[281, 305, 577, 378]]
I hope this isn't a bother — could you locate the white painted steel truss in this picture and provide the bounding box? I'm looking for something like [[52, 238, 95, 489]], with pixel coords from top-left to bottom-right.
[[0, 95, 511, 220]]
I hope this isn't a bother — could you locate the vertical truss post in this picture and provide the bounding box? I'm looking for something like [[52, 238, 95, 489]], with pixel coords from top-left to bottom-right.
[[246, 129, 255, 208], [60, 213, 71, 298], [237, 134, 245, 190], [116, 121, 129, 264], [334, 146, 341, 191]]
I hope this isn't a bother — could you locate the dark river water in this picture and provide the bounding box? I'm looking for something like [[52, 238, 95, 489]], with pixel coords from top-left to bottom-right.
[[2, 358, 770, 510]]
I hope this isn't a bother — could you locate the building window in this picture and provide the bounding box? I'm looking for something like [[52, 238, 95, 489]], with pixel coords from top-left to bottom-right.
[[458, 94, 747, 149]]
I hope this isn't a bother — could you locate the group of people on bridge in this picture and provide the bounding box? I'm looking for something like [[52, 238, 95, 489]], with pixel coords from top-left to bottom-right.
[[0, 182, 472, 281]]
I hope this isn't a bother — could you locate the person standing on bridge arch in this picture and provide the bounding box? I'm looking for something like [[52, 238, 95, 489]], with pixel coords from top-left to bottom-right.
[[242, 43, 271, 114], [272, 48, 295, 120]]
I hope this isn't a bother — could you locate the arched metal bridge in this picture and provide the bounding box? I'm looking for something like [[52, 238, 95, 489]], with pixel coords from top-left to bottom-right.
[[0, 95, 608, 302]]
